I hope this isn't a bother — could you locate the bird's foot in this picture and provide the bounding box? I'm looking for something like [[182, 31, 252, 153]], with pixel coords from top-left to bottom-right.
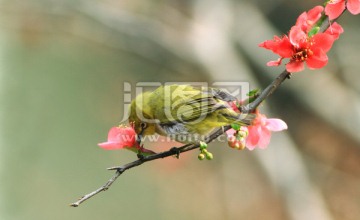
[[137, 153, 145, 160], [170, 147, 180, 159], [137, 146, 146, 160], [286, 73, 292, 79]]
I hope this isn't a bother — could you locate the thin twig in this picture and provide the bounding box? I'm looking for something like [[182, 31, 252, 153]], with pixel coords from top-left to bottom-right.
[[70, 171, 122, 207]]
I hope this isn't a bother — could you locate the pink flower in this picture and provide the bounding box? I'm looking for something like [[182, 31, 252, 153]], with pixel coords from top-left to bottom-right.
[[98, 125, 155, 155], [259, 6, 343, 72], [325, 0, 360, 20], [246, 113, 287, 150], [98, 126, 137, 150]]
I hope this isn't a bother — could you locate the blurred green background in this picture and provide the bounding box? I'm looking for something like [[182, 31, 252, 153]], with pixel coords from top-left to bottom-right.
[[1, 0, 360, 220]]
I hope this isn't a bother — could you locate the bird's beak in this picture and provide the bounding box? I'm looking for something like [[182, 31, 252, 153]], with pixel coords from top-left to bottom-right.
[[136, 134, 142, 145], [136, 127, 145, 145]]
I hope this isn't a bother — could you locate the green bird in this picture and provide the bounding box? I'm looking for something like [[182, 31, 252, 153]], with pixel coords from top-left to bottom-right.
[[128, 84, 253, 143]]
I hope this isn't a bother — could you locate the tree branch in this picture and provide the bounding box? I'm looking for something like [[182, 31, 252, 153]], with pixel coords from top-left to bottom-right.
[[240, 70, 290, 113], [70, 68, 290, 207]]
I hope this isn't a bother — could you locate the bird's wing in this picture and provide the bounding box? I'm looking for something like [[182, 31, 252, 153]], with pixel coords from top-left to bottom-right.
[[155, 122, 189, 136], [174, 96, 229, 122], [207, 88, 237, 102], [150, 85, 239, 124]]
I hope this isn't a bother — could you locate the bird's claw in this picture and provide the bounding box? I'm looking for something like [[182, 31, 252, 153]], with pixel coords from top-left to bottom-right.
[[170, 147, 180, 159], [137, 153, 145, 160], [137, 146, 145, 160]]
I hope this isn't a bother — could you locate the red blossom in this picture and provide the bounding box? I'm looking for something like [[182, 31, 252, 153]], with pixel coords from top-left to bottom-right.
[[259, 6, 343, 73], [98, 126, 137, 150], [325, 0, 360, 20], [98, 125, 155, 155]]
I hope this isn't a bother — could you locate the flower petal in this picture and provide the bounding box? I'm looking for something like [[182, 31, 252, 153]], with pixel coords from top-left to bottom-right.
[[117, 132, 136, 146], [325, 0, 346, 20], [246, 126, 260, 150], [226, 128, 236, 137], [265, 119, 288, 131], [267, 58, 283, 67], [295, 6, 323, 32], [99, 125, 137, 150], [107, 127, 122, 142], [98, 141, 125, 150], [295, 11, 307, 29], [312, 33, 334, 53], [306, 48, 328, 69], [259, 36, 293, 58], [257, 128, 271, 149], [306, 6, 324, 24], [347, 0, 360, 15], [324, 22, 344, 40], [289, 25, 307, 47], [286, 60, 305, 73]]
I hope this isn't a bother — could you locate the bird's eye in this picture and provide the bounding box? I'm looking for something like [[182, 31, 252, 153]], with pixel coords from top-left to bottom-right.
[[140, 122, 147, 129]]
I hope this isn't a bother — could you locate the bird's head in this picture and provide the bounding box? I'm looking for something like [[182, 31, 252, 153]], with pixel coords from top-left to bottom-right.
[[128, 92, 157, 143]]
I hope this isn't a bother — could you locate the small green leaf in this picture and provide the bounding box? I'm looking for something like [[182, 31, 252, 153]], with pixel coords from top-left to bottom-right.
[[231, 124, 241, 131], [247, 96, 258, 104], [247, 89, 260, 97], [308, 26, 320, 37]]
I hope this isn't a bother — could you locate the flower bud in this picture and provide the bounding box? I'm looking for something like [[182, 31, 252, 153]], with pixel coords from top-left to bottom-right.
[[199, 141, 208, 150], [228, 136, 237, 148], [205, 152, 213, 160], [235, 140, 246, 150], [238, 130, 248, 138], [228, 135, 246, 150], [198, 153, 205, 160]]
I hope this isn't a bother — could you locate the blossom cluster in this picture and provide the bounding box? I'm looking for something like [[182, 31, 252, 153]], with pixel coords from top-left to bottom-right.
[[259, 3, 354, 72], [98, 124, 155, 156], [226, 110, 287, 150]]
